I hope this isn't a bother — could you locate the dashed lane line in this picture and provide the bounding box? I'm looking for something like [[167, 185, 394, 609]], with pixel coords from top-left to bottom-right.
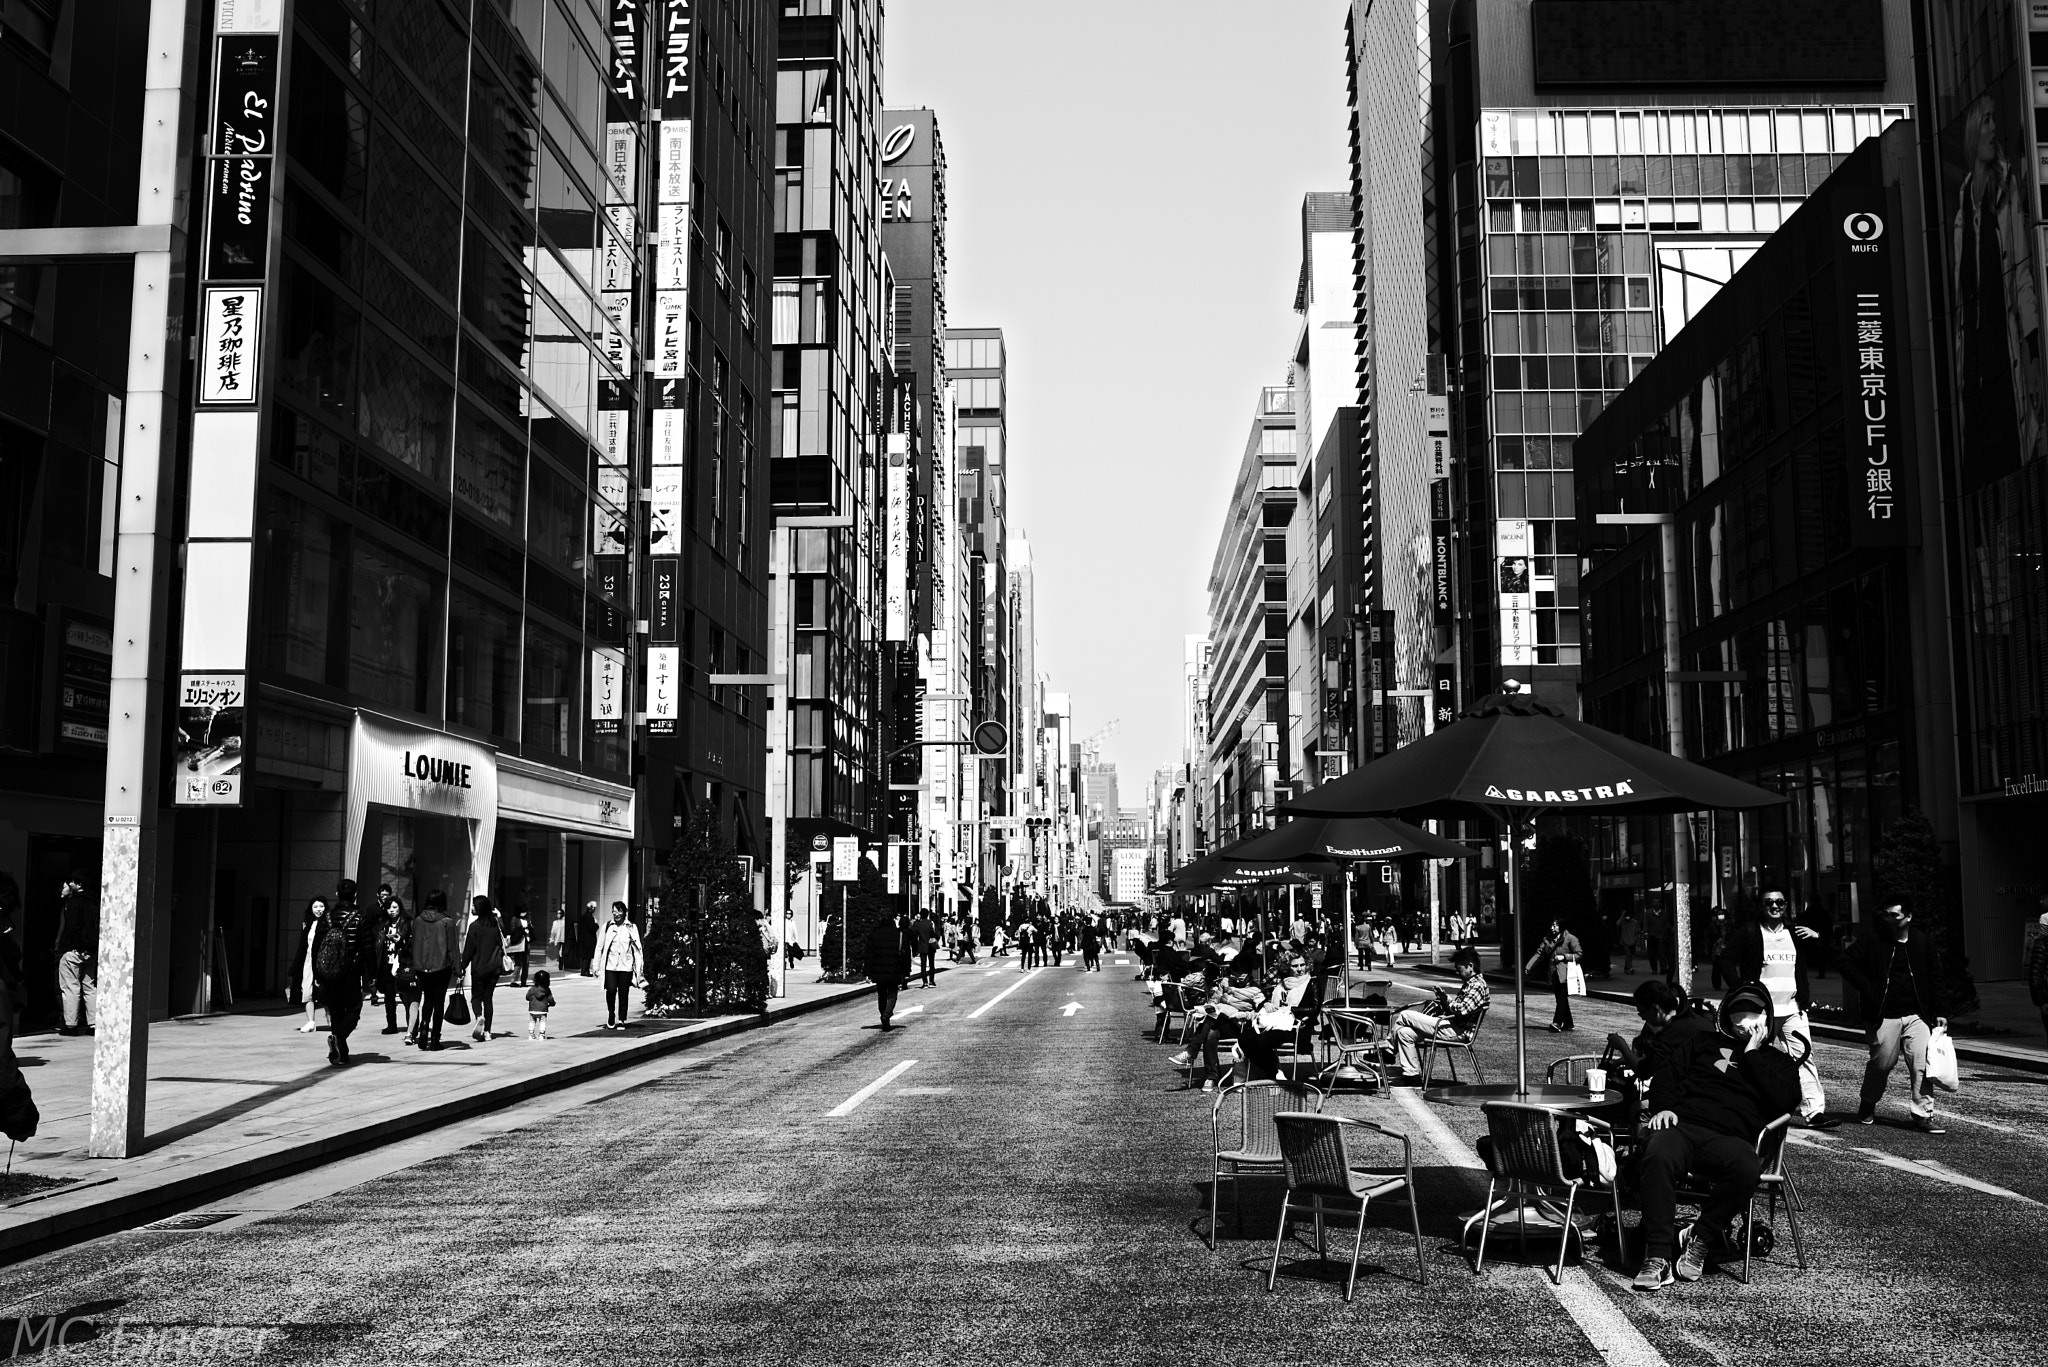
[[1390, 1087, 1670, 1367], [968, 967, 1044, 1018], [826, 1060, 918, 1118]]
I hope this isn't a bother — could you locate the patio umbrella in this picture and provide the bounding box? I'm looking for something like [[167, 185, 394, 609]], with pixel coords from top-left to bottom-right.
[[1219, 816, 1473, 989], [1279, 691, 1786, 1100]]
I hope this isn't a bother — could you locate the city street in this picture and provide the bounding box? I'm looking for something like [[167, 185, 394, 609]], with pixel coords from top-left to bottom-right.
[[0, 957, 2040, 1365]]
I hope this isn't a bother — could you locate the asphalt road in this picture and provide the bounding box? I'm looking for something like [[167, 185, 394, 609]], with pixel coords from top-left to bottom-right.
[[0, 955, 2042, 1365]]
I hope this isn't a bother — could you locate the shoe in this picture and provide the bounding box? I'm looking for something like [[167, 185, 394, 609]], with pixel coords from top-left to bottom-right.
[[297, 1022, 317, 1034], [381, 1026, 402, 1035], [1200, 1079, 1215, 1093], [1166, 1052, 1191, 1067], [470, 1031, 485, 1042], [1807, 1114, 1842, 1130], [1674, 1232, 1710, 1281], [1856, 1110, 1875, 1125], [1546, 1023, 1566, 1034], [1631, 1257, 1674, 1293], [604, 1019, 616, 1030], [1914, 1117, 1946, 1134]]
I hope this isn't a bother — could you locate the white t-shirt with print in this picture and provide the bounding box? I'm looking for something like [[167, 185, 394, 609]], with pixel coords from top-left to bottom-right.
[[1758, 924, 1800, 1015]]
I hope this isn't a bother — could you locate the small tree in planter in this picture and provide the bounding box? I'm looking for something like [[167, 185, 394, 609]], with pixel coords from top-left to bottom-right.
[[644, 808, 770, 1016], [1873, 809, 1978, 1018], [816, 856, 893, 981]]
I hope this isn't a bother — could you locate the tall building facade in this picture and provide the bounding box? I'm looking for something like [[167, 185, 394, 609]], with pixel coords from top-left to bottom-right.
[[1204, 383, 1297, 845], [1349, 0, 1915, 722], [771, 0, 888, 844], [943, 324, 1010, 891]]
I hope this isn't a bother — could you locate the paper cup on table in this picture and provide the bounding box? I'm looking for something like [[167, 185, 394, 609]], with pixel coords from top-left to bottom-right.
[[1584, 1067, 1607, 1097]]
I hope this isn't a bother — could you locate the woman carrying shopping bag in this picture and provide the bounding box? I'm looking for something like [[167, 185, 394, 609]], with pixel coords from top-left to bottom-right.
[[1528, 918, 1583, 1033]]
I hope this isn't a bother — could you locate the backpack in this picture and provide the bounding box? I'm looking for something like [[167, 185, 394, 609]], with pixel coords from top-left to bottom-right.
[[313, 916, 353, 979]]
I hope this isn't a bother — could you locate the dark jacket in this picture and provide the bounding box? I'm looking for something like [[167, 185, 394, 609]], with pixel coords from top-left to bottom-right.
[[1838, 929, 1945, 1029], [866, 919, 914, 981], [1646, 1027, 1804, 1138], [1735, 920, 1812, 1014], [460, 915, 505, 984], [1630, 1004, 1712, 1078], [412, 906, 459, 975], [311, 903, 371, 985]]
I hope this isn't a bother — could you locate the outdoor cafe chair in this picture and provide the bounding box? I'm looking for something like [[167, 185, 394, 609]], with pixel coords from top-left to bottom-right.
[[1207, 1079, 1325, 1247], [1419, 1003, 1489, 1088], [1265, 1113, 1426, 1299], [1468, 1101, 1627, 1284], [1158, 981, 1205, 1044], [1674, 1113, 1808, 1283], [1545, 1054, 1603, 1086], [1318, 1006, 1391, 1091]]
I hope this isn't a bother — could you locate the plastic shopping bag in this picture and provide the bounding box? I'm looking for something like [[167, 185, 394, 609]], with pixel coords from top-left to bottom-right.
[[1566, 962, 1588, 997], [1926, 1026, 1959, 1093]]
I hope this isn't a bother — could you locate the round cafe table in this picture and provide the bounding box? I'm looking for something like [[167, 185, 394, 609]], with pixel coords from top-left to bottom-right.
[[1422, 1081, 1623, 1109]]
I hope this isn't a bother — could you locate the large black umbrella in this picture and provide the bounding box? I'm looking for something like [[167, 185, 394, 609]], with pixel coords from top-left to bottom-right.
[[1280, 691, 1786, 1099]]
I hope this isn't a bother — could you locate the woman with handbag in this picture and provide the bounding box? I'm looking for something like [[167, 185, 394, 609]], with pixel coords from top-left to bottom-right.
[[1528, 918, 1583, 1033], [461, 896, 506, 1043]]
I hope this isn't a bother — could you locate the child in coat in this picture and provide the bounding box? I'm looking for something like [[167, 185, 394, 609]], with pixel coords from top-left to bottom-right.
[[526, 971, 556, 1039]]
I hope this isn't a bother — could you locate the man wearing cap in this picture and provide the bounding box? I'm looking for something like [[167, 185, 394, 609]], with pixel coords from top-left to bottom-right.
[[1737, 885, 1833, 1127], [1631, 984, 1803, 1292], [1840, 899, 1947, 1132]]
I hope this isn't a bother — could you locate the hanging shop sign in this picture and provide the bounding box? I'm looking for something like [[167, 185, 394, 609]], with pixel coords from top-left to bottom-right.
[[204, 33, 278, 280], [1432, 663, 1459, 731], [650, 556, 680, 641], [886, 439, 910, 641], [1835, 188, 1908, 548], [591, 648, 626, 736], [197, 286, 261, 405], [832, 835, 861, 882], [172, 672, 246, 806], [646, 645, 680, 737], [1430, 478, 1453, 627]]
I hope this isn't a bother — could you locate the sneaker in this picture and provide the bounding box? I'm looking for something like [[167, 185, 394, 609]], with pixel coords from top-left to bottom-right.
[[1631, 1258, 1674, 1293], [1807, 1114, 1842, 1130], [1546, 1023, 1566, 1034], [1856, 1110, 1875, 1125], [1674, 1233, 1710, 1282], [1200, 1079, 1215, 1093], [1166, 1051, 1191, 1067], [1914, 1117, 1946, 1135]]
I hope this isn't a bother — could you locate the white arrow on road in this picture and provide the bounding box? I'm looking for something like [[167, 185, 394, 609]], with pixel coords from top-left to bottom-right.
[[897, 1003, 925, 1016], [1060, 1001, 1083, 1017]]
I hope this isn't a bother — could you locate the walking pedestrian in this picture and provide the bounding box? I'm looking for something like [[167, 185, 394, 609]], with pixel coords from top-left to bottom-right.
[[1527, 918, 1582, 1032], [1840, 899, 1948, 1132], [547, 903, 567, 971], [577, 900, 600, 976], [526, 970, 556, 1040], [504, 907, 531, 986], [594, 901, 643, 1029], [1080, 918, 1102, 972], [1616, 910, 1642, 973], [52, 875, 98, 1036], [1708, 907, 1737, 990], [866, 911, 914, 1031], [312, 880, 371, 1065], [1738, 885, 1834, 1127], [460, 896, 504, 1043], [293, 897, 326, 1033], [909, 910, 938, 988], [409, 891, 459, 1050], [2028, 901, 2048, 1042], [375, 887, 412, 1036]]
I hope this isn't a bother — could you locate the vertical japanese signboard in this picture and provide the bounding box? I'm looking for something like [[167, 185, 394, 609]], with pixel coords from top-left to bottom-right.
[[591, 649, 625, 736], [173, 672, 245, 806], [650, 0, 692, 563], [196, 16, 278, 406], [1429, 477, 1453, 627], [1497, 518, 1533, 667], [1836, 189, 1908, 547], [1431, 663, 1459, 733]]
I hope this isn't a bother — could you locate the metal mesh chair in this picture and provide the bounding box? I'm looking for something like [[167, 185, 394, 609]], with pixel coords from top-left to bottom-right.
[[1420, 1004, 1488, 1087], [1318, 1006, 1391, 1091], [1545, 1054, 1604, 1086], [1157, 982, 1206, 1043], [1207, 1079, 1325, 1247], [1468, 1101, 1626, 1284], [1264, 1113, 1425, 1299], [1674, 1113, 1808, 1282]]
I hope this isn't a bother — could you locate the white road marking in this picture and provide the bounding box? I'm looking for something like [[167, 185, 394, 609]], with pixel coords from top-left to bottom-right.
[[1391, 1089, 1669, 1367], [1060, 1001, 1083, 1017], [827, 1060, 918, 1117], [968, 967, 1043, 1018], [896, 1004, 924, 1016], [985, 969, 1006, 976], [1847, 1147, 2046, 1207]]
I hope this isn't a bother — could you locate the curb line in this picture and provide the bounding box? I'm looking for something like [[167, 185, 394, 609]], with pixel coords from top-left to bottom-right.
[[0, 974, 902, 1264], [1408, 963, 2048, 1076]]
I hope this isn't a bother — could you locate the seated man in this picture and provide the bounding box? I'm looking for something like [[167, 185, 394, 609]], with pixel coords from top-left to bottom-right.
[[1170, 973, 1265, 1092], [1606, 978, 1710, 1075], [1630, 984, 1802, 1293], [1388, 946, 1490, 1083]]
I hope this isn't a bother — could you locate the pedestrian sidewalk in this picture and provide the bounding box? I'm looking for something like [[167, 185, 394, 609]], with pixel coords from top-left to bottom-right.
[[1388, 945, 2048, 1072], [0, 967, 891, 1259]]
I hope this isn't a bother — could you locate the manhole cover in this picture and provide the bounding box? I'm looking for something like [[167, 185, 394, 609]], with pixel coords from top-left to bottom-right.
[[144, 1210, 239, 1231]]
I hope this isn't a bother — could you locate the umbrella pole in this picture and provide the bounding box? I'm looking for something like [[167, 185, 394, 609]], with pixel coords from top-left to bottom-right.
[[1509, 810, 1529, 1099]]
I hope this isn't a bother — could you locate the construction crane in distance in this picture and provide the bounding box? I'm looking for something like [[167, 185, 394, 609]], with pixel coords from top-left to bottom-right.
[[1078, 719, 1120, 767]]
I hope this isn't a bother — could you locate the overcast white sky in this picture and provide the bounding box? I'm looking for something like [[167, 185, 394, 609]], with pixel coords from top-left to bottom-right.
[[885, 0, 1352, 797]]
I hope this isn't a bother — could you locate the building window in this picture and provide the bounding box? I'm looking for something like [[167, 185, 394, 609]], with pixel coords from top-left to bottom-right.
[[350, 533, 440, 715], [447, 586, 519, 740], [522, 620, 576, 761]]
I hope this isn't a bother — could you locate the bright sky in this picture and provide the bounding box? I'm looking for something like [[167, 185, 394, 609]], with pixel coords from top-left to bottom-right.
[[885, 0, 1353, 797]]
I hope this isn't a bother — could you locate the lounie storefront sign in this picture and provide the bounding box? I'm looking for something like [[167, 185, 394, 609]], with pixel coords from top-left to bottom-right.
[[344, 713, 499, 903]]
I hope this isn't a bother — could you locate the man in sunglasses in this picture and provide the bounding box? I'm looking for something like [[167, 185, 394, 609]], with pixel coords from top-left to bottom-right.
[[1737, 884, 1835, 1127]]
